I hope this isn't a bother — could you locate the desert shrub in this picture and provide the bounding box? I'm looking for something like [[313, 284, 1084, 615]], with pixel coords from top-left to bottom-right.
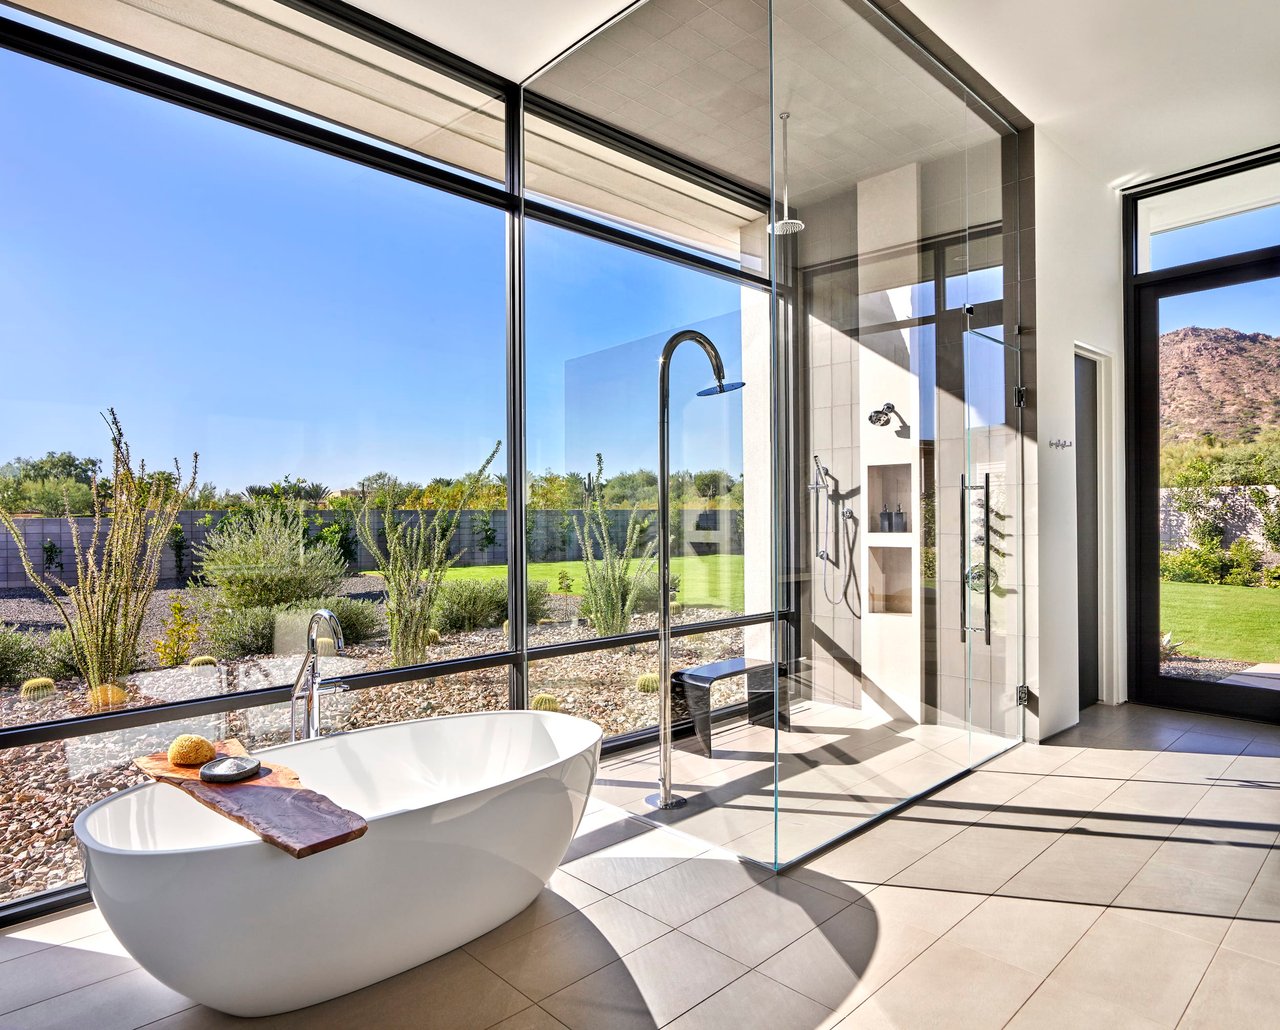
[[433, 579, 551, 635], [206, 604, 277, 660], [1159, 546, 1229, 584], [154, 599, 200, 668], [40, 629, 83, 681], [1223, 539, 1263, 586], [0, 625, 40, 687], [358, 442, 501, 666], [0, 411, 196, 688], [572, 454, 657, 637], [196, 503, 345, 609], [1160, 540, 1264, 586], [285, 596, 382, 646], [205, 594, 382, 660], [435, 579, 507, 633]]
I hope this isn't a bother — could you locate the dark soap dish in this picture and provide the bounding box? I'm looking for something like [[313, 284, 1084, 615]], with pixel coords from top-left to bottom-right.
[[199, 755, 262, 783]]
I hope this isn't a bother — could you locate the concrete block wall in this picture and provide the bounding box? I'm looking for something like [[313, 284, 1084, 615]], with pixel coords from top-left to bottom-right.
[[0, 507, 744, 590]]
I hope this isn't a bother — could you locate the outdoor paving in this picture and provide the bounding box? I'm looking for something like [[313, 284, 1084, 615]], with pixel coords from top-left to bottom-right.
[[3, 703, 1280, 1028]]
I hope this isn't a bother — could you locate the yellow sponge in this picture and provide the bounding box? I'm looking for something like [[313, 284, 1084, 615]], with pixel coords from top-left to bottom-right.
[[168, 734, 216, 767]]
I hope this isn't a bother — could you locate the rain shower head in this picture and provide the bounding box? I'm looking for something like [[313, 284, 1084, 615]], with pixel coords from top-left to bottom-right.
[[868, 401, 896, 427], [768, 112, 805, 236], [696, 381, 746, 396]]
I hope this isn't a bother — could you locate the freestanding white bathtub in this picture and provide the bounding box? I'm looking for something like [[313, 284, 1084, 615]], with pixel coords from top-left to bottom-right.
[[74, 710, 602, 1017]]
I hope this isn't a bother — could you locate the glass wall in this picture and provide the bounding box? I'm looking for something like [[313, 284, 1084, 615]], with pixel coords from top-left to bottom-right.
[[0, 0, 1029, 921], [769, 0, 1023, 864], [0, 11, 513, 909]]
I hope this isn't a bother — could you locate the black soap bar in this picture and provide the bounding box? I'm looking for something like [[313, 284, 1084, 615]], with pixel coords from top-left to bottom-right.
[[199, 755, 263, 783]]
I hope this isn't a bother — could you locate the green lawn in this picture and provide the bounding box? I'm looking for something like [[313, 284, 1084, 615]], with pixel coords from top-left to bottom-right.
[[1160, 580, 1280, 664], [443, 554, 745, 612]]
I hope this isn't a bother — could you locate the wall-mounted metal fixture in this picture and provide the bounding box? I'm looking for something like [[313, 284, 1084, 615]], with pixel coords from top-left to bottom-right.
[[868, 402, 896, 427]]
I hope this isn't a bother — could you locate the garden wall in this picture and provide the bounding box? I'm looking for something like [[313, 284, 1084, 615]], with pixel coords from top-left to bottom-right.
[[1159, 485, 1279, 554], [0, 507, 744, 590]]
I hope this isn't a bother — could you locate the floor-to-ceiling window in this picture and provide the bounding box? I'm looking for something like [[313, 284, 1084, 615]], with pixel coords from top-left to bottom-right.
[[0, 0, 776, 917], [1128, 158, 1280, 719]]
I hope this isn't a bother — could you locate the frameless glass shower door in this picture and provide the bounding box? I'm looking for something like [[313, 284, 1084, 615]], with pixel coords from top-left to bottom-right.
[[768, 0, 1025, 866]]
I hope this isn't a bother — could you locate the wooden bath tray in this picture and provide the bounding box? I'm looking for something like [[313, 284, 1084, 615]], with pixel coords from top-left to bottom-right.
[[134, 739, 367, 859]]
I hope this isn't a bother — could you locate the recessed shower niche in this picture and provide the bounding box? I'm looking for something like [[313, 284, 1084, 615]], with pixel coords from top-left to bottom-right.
[[868, 463, 911, 533], [869, 545, 912, 613]]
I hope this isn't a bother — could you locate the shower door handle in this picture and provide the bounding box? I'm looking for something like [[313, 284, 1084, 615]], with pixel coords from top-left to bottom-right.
[[959, 474, 966, 643], [982, 472, 992, 645]]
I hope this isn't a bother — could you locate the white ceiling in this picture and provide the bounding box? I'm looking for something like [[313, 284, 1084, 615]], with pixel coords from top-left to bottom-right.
[[342, 0, 635, 82], [901, 0, 1280, 188]]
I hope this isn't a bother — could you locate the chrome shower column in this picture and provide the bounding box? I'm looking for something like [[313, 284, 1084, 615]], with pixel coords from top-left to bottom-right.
[[647, 330, 745, 810]]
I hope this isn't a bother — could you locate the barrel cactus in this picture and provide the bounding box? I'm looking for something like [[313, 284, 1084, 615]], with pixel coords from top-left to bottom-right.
[[314, 636, 338, 658], [86, 683, 130, 711], [530, 693, 560, 712], [426, 629, 441, 646], [20, 677, 56, 701], [189, 655, 217, 668], [635, 672, 660, 694]]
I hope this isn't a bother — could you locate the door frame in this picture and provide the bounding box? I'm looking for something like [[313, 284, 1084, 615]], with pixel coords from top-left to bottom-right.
[[1125, 247, 1280, 720], [1073, 346, 1113, 705]]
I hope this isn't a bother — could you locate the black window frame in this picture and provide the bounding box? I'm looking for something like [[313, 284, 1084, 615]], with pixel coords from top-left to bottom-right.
[[1123, 150, 1280, 722], [0, 0, 779, 926]]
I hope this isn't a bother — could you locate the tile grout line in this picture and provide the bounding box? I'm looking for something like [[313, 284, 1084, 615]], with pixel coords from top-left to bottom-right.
[[1170, 825, 1280, 1027]]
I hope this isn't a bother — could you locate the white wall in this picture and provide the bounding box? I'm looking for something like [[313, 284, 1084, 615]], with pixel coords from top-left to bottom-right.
[[1027, 129, 1126, 740]]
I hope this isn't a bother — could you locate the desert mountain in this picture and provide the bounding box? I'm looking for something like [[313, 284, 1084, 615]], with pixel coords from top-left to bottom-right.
[[1160, 326, 1280, 443]]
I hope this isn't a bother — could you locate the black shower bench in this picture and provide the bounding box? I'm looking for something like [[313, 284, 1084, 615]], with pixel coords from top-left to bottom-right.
[[671, 657, 791, 757]]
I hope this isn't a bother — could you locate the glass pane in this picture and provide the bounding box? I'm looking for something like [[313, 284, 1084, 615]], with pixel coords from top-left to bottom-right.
[[13, 0, 506, 181], [1138, 163, 1280, 272], [525, 0, 770, 272], [0, 702, 289, 907], [524, 115, 769, 272], [1157, 277, 1280, 689], [524, 220, 769, 654], [0, 45, 509, 731], [773, 0, 1016, 866]]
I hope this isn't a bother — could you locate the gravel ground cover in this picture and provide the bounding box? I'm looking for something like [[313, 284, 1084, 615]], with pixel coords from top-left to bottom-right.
[[0, 579, 744, 906], [1160, 655, 1253, 682]]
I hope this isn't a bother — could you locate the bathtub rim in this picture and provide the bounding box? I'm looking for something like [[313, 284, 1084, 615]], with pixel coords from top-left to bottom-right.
[[73, 708, 603, 860]]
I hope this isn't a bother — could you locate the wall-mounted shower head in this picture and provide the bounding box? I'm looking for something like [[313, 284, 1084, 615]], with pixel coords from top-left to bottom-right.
[[868, 401, 896, 427]]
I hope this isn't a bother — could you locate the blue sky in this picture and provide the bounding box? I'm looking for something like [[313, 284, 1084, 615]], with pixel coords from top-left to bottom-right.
[[1155, 206, 1280, 336], [0, 46, 750, 490]]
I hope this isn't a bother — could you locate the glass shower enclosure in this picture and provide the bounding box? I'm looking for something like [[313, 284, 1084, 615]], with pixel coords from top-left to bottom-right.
[[767, 0, 1025, 865], [523, 0, 1025, 869]]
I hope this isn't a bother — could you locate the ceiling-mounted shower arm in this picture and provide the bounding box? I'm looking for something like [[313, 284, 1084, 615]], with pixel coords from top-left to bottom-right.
[[769, 113, 805, 236]]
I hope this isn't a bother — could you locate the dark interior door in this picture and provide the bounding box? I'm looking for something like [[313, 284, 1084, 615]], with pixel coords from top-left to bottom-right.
[[1075, 355, 1100, 709]]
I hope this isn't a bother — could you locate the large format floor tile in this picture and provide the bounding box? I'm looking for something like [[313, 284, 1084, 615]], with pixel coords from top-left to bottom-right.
[[8, 703, 1280, 1029]]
